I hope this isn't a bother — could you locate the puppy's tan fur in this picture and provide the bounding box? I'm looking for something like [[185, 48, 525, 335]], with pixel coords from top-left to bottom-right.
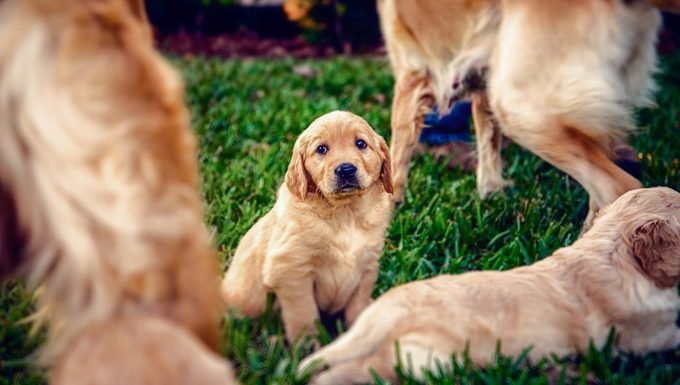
[[222, 111, 393, 343], [0, 0, 234, 382], [379, 0, 667, 229], [301, 187, 680, 385]]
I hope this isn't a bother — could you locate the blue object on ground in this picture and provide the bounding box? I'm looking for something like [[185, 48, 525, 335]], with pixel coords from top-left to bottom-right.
[[419, 101, 473, 146]]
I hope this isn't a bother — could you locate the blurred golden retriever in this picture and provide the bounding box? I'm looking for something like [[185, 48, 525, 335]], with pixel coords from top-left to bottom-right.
[[300, 187, 680, 384], [380, 0, 674, 229], [221, 111, 393, 343], [0, 0, 235, 383]]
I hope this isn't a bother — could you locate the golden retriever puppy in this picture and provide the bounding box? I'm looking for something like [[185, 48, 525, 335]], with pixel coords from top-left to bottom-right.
[[379, 0, 672, 229], [221, 111, 393, 343], [300, 187, 680, 384], [0, 0, 234, 383], [52, 316, 235, 385]]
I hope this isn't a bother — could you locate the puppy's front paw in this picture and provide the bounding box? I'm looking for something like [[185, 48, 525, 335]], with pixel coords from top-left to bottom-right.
[[477, 177, 513, 199]]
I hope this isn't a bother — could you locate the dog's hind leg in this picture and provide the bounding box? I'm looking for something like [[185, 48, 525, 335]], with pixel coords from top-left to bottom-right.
[[310, 336, 452, 385], [310, 347, 397, 385], [397, 337, 453, 383], [389, 70, 435, 207], [471, 93, 513, 199], [498, 117, 640, 231], [299, 299, 408, 376]]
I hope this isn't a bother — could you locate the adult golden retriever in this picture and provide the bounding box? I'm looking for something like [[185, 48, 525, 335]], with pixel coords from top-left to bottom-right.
[[0, 0, 235, 383], [300, 187, 680, 384], [380, 0, 676, 229], [221, 111, 393, 343]]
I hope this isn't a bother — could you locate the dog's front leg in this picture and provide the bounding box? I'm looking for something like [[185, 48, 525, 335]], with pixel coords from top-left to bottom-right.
[[471, 94, 513, 198], [389, 70, 435, 207], [274, 277, 320, 344], [263, 253, 320, 344], [344, 261, 378, 326]]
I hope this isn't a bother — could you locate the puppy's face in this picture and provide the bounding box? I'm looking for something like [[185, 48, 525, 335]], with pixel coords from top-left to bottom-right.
[[285, 111, 393, 200], [591, 187, 680, 288]]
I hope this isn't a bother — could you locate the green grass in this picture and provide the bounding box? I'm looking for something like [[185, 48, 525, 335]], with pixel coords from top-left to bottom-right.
[[2, 55, 679, 384]]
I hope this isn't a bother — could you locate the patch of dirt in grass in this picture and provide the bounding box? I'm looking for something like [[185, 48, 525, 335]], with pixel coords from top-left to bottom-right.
[[158, 29, 385, 59]]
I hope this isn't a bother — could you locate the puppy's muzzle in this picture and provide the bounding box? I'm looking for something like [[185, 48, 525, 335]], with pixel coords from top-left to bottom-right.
[[334, 163, 360, 192]]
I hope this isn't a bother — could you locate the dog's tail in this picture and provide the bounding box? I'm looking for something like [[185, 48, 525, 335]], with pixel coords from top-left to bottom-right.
[[298, 298, 408, 381]]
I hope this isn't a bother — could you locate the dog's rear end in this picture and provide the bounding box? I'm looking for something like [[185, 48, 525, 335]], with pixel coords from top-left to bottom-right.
[[0, 0, 232, 382], [381, 0, 667, 229], [489, 0, 660, 228]]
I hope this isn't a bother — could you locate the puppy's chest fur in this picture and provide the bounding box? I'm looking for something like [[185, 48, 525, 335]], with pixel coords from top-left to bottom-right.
[[314, 217, 384, 313], [263, 188, 391, 315]]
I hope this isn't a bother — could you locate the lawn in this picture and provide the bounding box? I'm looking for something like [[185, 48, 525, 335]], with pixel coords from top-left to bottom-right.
[[1, 55, 679, 385]]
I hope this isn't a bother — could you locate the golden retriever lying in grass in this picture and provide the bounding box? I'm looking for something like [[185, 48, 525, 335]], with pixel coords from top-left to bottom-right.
[[380, 0, 673, 229], [300, 187, 680, 384], [221, 111, 393, 343], [0, 0, 235, 383]]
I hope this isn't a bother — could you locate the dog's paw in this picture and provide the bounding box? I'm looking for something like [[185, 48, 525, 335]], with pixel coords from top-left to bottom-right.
[[477, 177, 513, 199], [297, 355, 325, 379]]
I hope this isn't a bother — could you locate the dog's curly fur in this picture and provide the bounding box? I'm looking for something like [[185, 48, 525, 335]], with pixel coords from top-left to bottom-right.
[[0, 0, 234, 382]]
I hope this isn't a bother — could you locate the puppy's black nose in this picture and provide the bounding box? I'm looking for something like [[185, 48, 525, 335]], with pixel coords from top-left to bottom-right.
[[335, 163, 357, 179]]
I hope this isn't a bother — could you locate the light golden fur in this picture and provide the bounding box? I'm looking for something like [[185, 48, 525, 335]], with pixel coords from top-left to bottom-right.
[[379, 0, 671, 229], [0, 0, 234, 383], [51, 316, 235, 385], [300, 187, 680, 385], [221, 111, 393, 343]]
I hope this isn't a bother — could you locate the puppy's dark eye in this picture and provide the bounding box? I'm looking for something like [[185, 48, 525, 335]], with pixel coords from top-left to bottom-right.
[[316, 144, 328, 155], [355, 139, 367, 150]]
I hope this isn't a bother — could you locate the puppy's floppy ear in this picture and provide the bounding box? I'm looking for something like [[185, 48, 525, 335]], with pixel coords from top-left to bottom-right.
[[377, 136, 394, 194], [625, 215, 680, 288], [285, 144, 317, 200]]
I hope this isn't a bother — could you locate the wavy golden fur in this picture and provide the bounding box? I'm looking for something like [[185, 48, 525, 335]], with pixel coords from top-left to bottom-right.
[[0, 0, 235, 383]]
